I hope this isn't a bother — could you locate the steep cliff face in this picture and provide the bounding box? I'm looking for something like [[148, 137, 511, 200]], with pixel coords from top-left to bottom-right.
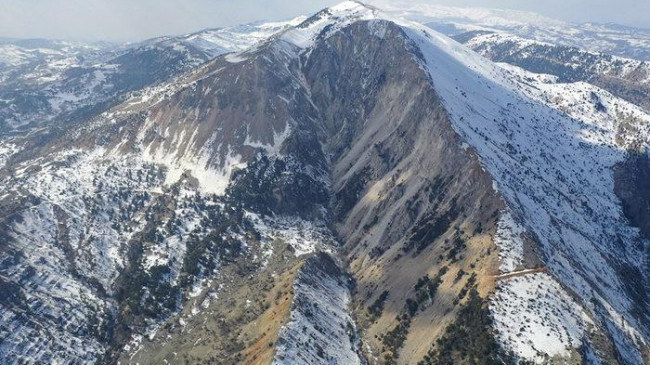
[[302, 21, 506, 364], [0, 16, 503, 363]]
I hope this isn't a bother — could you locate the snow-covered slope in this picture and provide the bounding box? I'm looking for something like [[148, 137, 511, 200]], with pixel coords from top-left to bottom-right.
[[463, 32, 650, 82], [175, 17, 307, 58], [402, 20, 650, 363], [273, 254, 362, 365], [0, 40, 111, 82], [0, 12, 332, 364]]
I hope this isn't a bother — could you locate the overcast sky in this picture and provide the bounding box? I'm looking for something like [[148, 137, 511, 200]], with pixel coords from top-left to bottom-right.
[[0, 0, 648, 42]]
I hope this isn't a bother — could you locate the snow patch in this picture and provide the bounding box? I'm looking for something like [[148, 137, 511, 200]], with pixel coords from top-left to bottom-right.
[[142, 141, 245, 196], [494, 210, 526, 272], [246, 211, 333, 257], [491, 273, 593, 362]]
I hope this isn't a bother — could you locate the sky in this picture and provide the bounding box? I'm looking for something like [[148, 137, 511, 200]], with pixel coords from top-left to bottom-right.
[[0, 0, 648, 42]]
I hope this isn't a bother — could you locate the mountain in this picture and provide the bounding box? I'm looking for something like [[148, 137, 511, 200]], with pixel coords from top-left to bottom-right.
[[447, 32, 650, 114], [0, 18, 303, 134], [1, 1, 649, 364], [369, 0, 650, 61]]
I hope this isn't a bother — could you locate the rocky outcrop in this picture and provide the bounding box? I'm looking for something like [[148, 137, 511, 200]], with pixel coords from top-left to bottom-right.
[[615, 150, 650, 239]]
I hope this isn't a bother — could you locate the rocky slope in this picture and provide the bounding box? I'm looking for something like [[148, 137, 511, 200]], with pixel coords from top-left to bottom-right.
[[1, 2, 650, 364]]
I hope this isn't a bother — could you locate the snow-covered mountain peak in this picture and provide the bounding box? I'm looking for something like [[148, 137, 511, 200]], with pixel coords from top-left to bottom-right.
[[172, 16, 309, 58], [279, 1, 380, 48]]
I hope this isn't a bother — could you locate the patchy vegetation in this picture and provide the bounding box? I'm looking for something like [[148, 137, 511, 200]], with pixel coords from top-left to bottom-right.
[[418, 289, 522, 365], [367, 290, 390, 322], [381, 267, 449, 362]]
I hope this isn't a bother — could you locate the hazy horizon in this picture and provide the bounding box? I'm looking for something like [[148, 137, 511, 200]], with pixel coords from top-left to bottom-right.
[[1, 0, 649, 42]]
